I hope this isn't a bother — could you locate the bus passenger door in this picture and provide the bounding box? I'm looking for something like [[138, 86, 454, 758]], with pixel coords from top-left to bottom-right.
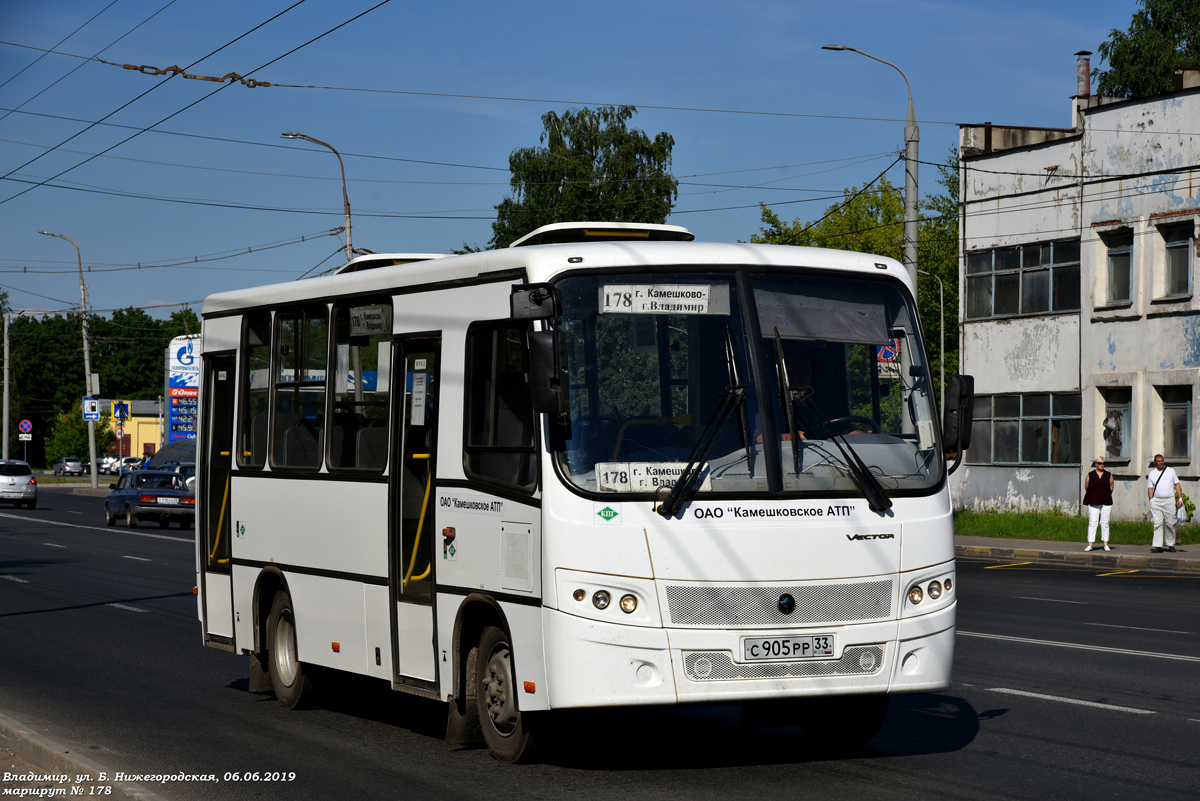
[[390, 335, 440, 686], [201, 352, 236, 642]]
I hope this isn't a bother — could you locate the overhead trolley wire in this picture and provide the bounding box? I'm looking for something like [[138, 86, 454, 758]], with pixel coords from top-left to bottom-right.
[[0, 1, 121, 91], [0, 0, 180, 125]]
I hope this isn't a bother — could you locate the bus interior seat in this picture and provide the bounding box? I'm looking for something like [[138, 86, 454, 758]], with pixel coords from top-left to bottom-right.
[[357, 425, 388, 470], [284, 420, 321, 467]]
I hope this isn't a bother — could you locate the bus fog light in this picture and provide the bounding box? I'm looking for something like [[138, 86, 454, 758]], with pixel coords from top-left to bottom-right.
[[619, 594, 638, 614], [927, 580, 942, 600], [573, 589, 586, 602], [592, 590, 611, 610], [908, 585, 924, 605], [944, 578, 952, 592]]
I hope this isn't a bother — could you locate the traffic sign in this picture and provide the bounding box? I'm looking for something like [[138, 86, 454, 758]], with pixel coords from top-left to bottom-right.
[[83, 397, 100, 421], [877, 338, 901, 362], [115, 427, 124, 439], [18, 419, 32, 434], [17, 433, 31, 442], [112, 400, 130, 421]]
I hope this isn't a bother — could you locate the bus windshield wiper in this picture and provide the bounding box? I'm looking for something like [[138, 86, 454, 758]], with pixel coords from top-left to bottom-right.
[[725, 326, 754, 476], [772, 328, 892, 514], [656, 381, 746, 519]]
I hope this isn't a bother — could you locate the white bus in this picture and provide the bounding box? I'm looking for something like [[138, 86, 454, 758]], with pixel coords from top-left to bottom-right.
[[196, 223, 973, 761]]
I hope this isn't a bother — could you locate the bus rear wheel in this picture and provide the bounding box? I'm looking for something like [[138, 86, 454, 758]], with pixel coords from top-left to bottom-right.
[[476, 625, 533, 762], [267, 592, 314, 709]]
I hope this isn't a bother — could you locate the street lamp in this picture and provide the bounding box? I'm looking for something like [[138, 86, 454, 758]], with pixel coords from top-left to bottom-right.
[[38, 230, 99, 489], [281, 132, 354, 261], [822, 45, 919, 287]]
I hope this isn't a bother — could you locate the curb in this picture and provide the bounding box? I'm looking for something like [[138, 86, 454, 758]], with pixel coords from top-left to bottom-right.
[[955, 544, 1200, 573], [0, 711, 170, 801]]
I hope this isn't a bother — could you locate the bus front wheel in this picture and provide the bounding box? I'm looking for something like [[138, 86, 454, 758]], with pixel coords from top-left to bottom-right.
[[267, 592, 314, 709], [476, 625, 533, 762]]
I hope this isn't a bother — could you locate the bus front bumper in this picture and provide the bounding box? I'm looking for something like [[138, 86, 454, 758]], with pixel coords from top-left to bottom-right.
[[541, 602, 955, 709]]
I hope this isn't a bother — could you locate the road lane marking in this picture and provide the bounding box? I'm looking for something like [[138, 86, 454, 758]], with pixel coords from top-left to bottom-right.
[[107, 603, 148, 613], [43, 543, 65, 548], [0, 511, 190, 543], [986, 687, 1155, 715], [67, 510, 82, 515], [0, 575, 29, 583], [984, 562, 1034, 569], [121, 555, 151, 562], [1096, 569, 1140, 576], [1014, 596, 1088, 604], [959, 631, 1200, 663], [1084, 622, 1191, 635]]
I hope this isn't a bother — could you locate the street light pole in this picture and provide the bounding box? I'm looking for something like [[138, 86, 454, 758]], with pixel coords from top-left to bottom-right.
[[39, 231, 99, 489], [822, 45, 919, 288], [281, 132, 353, 261]]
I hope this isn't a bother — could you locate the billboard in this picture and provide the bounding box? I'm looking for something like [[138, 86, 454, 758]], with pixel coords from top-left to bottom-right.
[[165, 335, 201, 442]]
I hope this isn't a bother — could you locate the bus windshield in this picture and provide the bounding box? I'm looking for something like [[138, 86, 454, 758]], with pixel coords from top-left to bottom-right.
[[554, 269, 941, 498]]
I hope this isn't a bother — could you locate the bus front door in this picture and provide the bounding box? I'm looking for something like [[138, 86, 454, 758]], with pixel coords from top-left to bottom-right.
[[390, 335, 440, 687]]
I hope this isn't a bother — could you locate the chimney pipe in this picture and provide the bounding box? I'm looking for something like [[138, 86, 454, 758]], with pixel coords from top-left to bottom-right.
[[1075, 50, 1092, 98]]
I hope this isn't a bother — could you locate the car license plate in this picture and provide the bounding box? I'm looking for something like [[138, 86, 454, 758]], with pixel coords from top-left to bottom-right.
[[741, 634, 835, 662], [1, 491, 21, 498], [156, 496, 180, 505]]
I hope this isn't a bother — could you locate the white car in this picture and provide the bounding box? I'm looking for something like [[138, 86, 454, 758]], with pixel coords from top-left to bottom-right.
[[0, 460, 37, 508]]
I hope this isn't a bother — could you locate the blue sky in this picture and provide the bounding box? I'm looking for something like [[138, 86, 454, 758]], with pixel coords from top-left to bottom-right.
[[0, 0, 1134, 316]]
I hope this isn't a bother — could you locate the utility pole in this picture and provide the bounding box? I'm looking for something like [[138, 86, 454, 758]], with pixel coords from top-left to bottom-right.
[[281, 132, 354, 261], [39, 231, 98, 489]]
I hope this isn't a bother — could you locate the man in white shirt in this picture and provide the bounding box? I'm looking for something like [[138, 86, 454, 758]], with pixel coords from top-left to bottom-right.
[[1147, 453, 1182, 553]]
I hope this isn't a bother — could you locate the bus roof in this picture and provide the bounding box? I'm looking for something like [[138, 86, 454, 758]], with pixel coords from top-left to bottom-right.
[[201, 236, 911, 317]]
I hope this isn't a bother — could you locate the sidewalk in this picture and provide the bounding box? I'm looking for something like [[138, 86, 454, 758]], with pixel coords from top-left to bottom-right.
[[956, 534, 1200, 573]]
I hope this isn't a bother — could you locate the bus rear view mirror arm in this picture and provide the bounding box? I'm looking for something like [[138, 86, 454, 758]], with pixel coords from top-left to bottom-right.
[[942, 374, 974, 475]]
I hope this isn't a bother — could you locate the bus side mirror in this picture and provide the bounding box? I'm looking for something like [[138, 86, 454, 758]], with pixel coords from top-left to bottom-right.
[[511, 283, 561, 321], [943, 374, 974, 471], [529, 329, 568, 415]]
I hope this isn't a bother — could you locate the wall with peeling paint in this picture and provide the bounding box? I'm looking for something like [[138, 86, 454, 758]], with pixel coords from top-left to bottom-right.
[[958, 83, 1200, 521]]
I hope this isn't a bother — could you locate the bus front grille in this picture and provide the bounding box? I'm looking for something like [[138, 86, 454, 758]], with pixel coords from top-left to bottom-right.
[[664, 580, 893, 627], [683, 645, 886, 681]]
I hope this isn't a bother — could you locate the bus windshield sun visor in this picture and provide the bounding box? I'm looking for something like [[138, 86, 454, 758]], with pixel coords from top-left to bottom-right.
[[754, 288, 889, 344], [773, 328, 892, 514]]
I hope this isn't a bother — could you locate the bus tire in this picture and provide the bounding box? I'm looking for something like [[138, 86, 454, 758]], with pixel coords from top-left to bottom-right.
[[799, 694, 889, 748], [446, 644, 482, 745], [267, 592, 314, 709], [476, 625, 533, 762]]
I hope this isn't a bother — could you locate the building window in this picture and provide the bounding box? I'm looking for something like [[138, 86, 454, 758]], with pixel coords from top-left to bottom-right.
[[965, 239, 1080, 319], [966, 392, 1081, 465], [1160, 386, 1191, 459], [1101, 387, 1132, 460], [1163, 224, 1192, 298], [1106, 231, 1133, 304]]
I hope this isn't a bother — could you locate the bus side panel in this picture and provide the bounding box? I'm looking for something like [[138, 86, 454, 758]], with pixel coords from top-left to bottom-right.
[[231, 478, 388, 577], [286, 572, 369, 675], [500, 602, 549, 712], [364, 583, 392, 680], [200, 315, 242, 352], [205, 573, 233, 637], [232, 563, 257, 648], [899, 495, 955, 572]]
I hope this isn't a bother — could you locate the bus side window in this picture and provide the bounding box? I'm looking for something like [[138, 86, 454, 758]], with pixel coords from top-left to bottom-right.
[[329, 299, 393, 471], [271, 306, 327, 470], [238, 312, 272, 468], [463, 323, 538, 491]]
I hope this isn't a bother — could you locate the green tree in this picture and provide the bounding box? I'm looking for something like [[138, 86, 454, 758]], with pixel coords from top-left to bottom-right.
[[491, 106, 678, 249], [751, 153, 961, 406], [1095, 0, 1200, 97], [44, 399, 115, 466]]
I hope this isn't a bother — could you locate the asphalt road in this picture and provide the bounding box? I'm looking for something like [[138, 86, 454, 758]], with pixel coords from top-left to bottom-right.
[[1, 488, 1197, 800]]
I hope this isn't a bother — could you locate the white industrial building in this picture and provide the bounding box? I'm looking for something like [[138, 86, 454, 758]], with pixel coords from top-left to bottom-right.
[[952, 53, 1200, 521]]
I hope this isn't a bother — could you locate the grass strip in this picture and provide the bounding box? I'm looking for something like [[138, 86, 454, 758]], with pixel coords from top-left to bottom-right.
[[953, 510, 1197, 547]]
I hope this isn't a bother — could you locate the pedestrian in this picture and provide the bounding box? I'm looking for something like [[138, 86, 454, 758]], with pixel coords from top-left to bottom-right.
[[1083, 457, 1114, 551], [1147, 453, 1182, 553]]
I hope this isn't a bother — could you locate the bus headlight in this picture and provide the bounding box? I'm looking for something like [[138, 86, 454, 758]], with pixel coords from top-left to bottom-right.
[[592, 590, 611, 610], [619, 594, 638, 614], [907, 585, 924, 605], [927, 580, 943, 600]]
